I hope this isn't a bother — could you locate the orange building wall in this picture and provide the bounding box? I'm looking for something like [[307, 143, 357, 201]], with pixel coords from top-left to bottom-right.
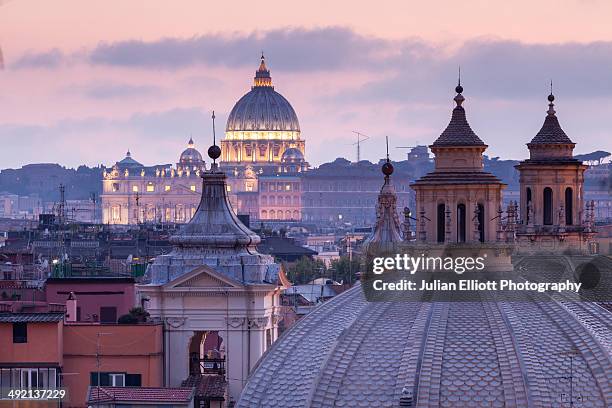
[[0, 321, 63, 365], [61, 323, 163, 408]]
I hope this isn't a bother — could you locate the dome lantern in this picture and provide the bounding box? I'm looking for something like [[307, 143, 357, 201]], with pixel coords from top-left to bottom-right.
[[253, 52, 273, 88]]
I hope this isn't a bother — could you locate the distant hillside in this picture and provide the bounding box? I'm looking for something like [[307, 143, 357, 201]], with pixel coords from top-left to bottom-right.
[[0, 164, 103, 201], [484, 156, 520, 189]]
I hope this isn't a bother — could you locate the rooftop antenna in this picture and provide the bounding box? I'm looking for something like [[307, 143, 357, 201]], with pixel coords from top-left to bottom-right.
[[351, 131, 370, 162]]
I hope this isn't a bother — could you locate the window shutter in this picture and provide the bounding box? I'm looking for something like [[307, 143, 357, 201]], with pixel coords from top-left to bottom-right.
[[90, 372, 98, 386], [125, 374, 142, 386]]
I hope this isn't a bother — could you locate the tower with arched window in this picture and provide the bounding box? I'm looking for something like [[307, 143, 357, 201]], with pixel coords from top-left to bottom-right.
[[515, 91, 594, 252], [411, 83, 506, 244]]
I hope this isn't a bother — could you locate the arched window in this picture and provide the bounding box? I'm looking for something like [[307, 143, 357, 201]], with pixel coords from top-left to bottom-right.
[[269, 210, 275, 219], [457, 203, 466, 243], [293, 210, 299, 219], [285, 210, 291, 219], [543, 187, 553, 225], [260, 196, 267, 206], [478, 204, 485, 242], [261, 210, 267, 220], [437, 203, 446, 243], [526, 187, 532, 224], [565, 187, 573, 225]]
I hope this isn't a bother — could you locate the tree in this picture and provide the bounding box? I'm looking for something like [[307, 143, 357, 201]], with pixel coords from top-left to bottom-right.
[[574, 150, 611, 165], [329, 256, 361, 284], [118, 306, 150, 324], [284, 256, 326, 285]]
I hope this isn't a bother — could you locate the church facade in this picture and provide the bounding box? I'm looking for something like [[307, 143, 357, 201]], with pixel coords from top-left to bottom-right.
[[138, 138, 283, 405], [100, 141, 206, 225]]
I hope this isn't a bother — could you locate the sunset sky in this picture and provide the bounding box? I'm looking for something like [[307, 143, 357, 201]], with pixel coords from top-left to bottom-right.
[[1, 0, 611, 168]]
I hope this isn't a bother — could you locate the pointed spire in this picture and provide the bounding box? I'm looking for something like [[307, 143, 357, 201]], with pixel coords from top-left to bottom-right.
[[431, 72, 485, 147], [253, 52, 273, 88], [547, 80, 556, 116], [529, 85, 574, 145], [454, 66, 465, 107], [126, 149, 131, 157], [381, 136, 394, 180], [365, 136, 402, 246], [188, 136, 194, 147]]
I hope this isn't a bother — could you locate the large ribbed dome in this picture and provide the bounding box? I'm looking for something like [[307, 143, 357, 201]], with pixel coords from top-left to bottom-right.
[[226, 55, 300, 132]]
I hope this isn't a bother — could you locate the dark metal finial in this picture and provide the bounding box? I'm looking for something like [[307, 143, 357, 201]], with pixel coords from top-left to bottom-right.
[[455, 66, 463, 94], [207, 110, 221, 164], [548, 80, 555, 102], [382, 136, 394, 177]]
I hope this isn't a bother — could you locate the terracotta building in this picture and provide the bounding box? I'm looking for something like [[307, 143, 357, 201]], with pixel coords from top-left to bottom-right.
[[0, 307, 64, 399], [45, 277, 136, 323], [0, 303, 164, 408]]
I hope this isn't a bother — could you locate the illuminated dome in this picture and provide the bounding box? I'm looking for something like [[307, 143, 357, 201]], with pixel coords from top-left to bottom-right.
[[179, 138, 203, 164], [281, 147, 304, 163], [226, 55, 300, 133]]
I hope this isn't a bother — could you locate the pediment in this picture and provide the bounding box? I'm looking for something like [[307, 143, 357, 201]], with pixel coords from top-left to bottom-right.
[[165, 265, 243, 289], [176, 273, 230, 288]]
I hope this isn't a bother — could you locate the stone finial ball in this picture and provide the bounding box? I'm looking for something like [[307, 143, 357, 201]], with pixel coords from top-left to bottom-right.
[[382, 162, 394, 176], [455, 85, 463, 94], [208, 145, 221, 160], [548, 93, 555, 102]]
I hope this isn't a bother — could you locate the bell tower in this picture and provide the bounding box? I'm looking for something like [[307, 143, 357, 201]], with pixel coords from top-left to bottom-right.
[[411, 80, 505, 244], [515, 89, 594, 252]]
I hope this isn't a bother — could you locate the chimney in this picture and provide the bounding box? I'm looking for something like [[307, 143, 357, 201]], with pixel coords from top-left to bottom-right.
[[65, 292, 77, 322]]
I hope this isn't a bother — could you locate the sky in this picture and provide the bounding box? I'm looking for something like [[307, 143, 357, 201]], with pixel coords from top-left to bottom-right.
[[1, 0, 611, 169]]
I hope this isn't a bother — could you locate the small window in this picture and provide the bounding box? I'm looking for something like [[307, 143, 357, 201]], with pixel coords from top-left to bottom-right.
[[13, 322, 27, 343], [20, 368, 38, 388], [165, 185, 171, 192], [132, 185, 139, 192], [226, 185, 231, 192], [146, 183, 155, 192], [190, 185, 196, 192], [112, 183, 120, 192], [109, 373, 125, 387], [125, 374, 142, 386]]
